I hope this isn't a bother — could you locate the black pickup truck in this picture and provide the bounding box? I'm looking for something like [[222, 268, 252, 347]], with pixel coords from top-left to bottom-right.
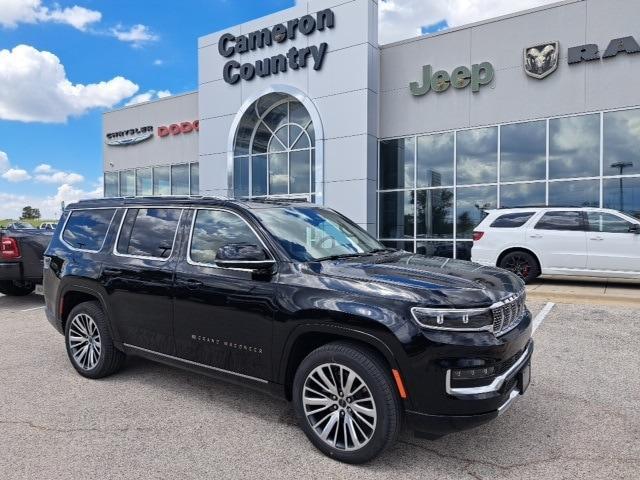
[[0, 222, 53, 296]]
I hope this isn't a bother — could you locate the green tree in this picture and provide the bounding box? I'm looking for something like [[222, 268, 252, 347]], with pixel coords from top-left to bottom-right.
[[20, 206, 41, 220]]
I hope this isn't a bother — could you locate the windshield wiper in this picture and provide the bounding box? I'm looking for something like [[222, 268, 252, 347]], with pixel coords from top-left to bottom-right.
[[314, 252, 372, 262]]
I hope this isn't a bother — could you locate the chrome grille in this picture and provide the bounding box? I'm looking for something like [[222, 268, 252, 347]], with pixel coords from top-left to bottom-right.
[[491, 291, 526, 335]]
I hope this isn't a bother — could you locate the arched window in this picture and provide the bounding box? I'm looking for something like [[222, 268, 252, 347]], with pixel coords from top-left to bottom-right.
[[232, 93, 315, 199]]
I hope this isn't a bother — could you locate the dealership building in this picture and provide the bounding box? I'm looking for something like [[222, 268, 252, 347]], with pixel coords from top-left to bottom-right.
[[103, 0, 640, 259]]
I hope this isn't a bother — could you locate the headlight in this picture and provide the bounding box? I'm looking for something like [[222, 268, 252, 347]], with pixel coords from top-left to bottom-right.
[[411, 307, 494, 332]]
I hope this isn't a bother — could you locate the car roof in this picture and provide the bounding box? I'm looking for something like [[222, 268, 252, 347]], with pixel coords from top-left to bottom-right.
[[484, 207, 623, 215], [65, 196, 319, 211]]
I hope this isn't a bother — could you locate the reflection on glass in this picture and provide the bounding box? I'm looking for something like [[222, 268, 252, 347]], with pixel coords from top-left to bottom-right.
[[379, 191, 414, 238], [234, 157, 249, 197], [136, 167, 152, 196], [63, 209, 115, 251], [104, 172, 119, 197], [500, 182, 546, 208], [269, 152, 288, 195], [604, 177, 640, 219], [416, 188, 454, 238], [456, 185, 497, 239], [549, 114, 600, 179], [119, 170, 135, 196], [380, 138, 415, 190], [252, 155, 268, 196], [190, 163, 199, 195], [604, 109, 640, 177], [456, 127, 497, 185], [548, 179, 599, 207], [381, 240, 414, 252], [171, 164, 190, 195], [416, 241, 454, 258], [500, 120, 546, 182], [153, 166, 170, 196], [264, 103, 288, 132], [417, 132, 453, 187], [290, 150, 310, 194], [117, 208, 181, 258], [234, 107, 259, 156]]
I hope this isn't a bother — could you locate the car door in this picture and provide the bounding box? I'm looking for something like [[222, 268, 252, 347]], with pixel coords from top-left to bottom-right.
[[585, 211, 640, 274], [101, 207, 184, 356], [526, 210, 587, 271], [172, 208, 278, 382]]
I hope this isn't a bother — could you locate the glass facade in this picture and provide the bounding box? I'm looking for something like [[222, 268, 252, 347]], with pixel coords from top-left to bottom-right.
[[379, 108, 640, 259], [232, 93, 316, 200], [104, 163, 199, 198]]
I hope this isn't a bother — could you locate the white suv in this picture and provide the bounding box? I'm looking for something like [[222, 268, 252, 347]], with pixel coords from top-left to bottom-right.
[[471, 208, 640, 283]]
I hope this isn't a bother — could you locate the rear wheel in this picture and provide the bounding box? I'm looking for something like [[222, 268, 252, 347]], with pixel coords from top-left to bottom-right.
[[292, 342, 402, 464], [0, 281, 35, 296], [65, 301, 125, 379], [499, 250, 540, 284]]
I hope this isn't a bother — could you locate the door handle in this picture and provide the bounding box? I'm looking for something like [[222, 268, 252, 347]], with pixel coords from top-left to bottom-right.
[[181, 278, 203, 290], [590, 236, 604, 241], [529, 234, 543, 239], [102, 267, 123, 275]]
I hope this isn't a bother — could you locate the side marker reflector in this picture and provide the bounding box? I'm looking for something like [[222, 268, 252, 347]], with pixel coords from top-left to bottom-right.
[[392, 369, 408, 399]]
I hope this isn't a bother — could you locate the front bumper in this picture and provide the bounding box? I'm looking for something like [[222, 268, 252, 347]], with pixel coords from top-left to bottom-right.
[[405, 342, 533, 436]]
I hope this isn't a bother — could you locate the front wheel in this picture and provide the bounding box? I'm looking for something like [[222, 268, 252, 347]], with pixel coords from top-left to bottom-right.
[[0, 281, 35, 296], [499, 250, 540, 283], [292, 342, 402, 464]]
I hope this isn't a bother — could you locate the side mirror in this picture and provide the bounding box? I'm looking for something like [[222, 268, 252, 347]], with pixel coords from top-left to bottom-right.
[[215, 243, 275, 270], [629, 224, 640, 234]]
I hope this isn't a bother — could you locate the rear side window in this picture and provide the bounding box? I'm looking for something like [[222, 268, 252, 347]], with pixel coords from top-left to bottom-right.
[[490, 212, 534, 228], [190, 209, 264, 265], [534, 211, 584, 231], [116, 208, 182, 259], [62, 209, 115, 251]]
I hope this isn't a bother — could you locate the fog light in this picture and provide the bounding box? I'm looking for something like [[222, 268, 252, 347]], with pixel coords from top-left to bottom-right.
[[451, 365, 496, 380]]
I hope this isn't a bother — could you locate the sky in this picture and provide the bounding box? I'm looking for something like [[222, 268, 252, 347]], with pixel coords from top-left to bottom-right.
[[0, 0, 559, 219]]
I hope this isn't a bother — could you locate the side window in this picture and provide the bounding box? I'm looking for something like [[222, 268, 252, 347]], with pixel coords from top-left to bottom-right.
[[190, 210, 264, 265], [490, 212, 534, 228], [62, 209, 115, 251], [534, 211, 584, 231], [116, 208, 182, 258], [587, 212, 633, 233]]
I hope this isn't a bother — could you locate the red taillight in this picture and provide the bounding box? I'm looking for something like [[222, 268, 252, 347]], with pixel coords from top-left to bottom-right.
[[472, 231, 484, 242], [1, 237, 21, 259]]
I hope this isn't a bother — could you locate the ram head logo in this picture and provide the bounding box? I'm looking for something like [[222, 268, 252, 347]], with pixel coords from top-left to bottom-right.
[[524, 42, 559, 79]]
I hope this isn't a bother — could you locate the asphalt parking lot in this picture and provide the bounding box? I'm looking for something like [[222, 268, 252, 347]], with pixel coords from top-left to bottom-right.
[[0, 294, 638, 480]]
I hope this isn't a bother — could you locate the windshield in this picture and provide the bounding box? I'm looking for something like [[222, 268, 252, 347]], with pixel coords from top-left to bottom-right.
[[253, 207, 387, 261], [10, 222, 35, 229]]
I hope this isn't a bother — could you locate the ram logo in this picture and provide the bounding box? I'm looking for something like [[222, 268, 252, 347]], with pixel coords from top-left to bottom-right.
[[524, 41, 559, 79]]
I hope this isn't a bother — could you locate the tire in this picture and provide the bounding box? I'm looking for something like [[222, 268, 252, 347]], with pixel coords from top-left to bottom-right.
[[0, 281, 35, 296], [64, 301, 125, 379], [499, 250, 540, 284], [292, 342, 402, 464]]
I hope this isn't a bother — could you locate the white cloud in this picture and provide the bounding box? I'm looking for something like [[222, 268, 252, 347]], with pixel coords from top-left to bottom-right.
[[0, 151, 9, 173], [379, 0, 560, 44], [0, 0, 101, 31], [153, 59, 164, 66], [33, 163, 84, 184], [111, 23, 158, 46], [125, 89, 172, 106], [2, 168, 31, 182], [0, 182, 102, 219], [0, 44, 139, 123]]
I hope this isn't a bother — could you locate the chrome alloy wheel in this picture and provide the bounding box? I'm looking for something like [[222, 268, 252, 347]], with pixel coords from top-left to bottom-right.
[[68, 313, 101, 371], [302, 363, 377, 451]]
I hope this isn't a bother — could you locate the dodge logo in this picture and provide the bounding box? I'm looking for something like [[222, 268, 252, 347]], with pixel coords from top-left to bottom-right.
[[524, 41, 559, 79]]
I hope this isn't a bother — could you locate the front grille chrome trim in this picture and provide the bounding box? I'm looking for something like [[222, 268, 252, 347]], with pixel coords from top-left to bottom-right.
[[445, 343, 532, 396]]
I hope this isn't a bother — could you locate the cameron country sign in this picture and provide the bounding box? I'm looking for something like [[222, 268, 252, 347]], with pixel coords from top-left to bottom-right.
[[217, 9, 335, 85]]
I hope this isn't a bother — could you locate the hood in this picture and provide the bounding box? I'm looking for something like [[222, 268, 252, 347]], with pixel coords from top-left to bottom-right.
[[307, 252, 524, 308]]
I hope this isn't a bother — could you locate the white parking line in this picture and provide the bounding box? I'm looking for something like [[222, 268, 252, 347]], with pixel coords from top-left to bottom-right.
[[532, 302, 554, 335], [21, 306, 45, 312]]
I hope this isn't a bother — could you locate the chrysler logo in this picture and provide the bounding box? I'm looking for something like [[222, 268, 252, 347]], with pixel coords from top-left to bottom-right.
[[524, 41, 559, 79]]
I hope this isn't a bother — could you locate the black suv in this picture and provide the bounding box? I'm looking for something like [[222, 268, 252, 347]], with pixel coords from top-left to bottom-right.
[[44, 197, 533, 463]]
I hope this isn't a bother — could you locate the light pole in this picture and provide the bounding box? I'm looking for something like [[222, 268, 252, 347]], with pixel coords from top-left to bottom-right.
[[610, 161, 633, 211]]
